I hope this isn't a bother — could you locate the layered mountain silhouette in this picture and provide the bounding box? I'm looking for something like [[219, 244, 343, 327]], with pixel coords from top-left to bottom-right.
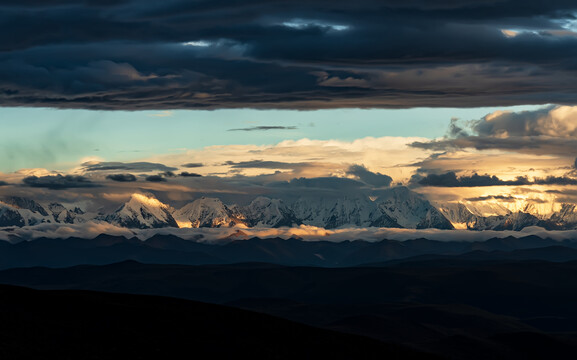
[[0, 284, 435, 359], [1, 233, 577, 269], [3, 260, 577, 359]]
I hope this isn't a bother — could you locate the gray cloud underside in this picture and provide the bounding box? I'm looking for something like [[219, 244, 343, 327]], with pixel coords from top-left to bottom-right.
[[179, 172, 202, 177], [411, 136, 577, 155], [6, 165, 577, 212], [82, 161, 178, 172], [415, 171, 577, 187], [3, 1, 577, 109], [145, 175, 167, 182], [181, 163, 204, 168], [159, 171, 177, 178], [465, 195, 520, 202], [22, 175, 98, 190], [106, 174, 137, 182], [170, 169, 395, 204], [346, 164, 393, 187]]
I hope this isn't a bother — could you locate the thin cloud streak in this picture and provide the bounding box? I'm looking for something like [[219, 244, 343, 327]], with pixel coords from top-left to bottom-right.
[[227, 126, 298, 131], [2, 222, 576, 244]]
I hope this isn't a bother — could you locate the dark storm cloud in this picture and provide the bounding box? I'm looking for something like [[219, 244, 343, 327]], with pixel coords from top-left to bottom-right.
[[533, 176, 577, 185], [22, 175, 98, 189], [105, 174, 137, 182], [160, 171, 177, 178], [417, 172, 531, 187], [181, 163, 204, 168], [82, 161, 177, 172], [415, 171, 577, 187], [145, 175, 167, 182], [228, 126, 298, 131], [3, 1, 577, 109], [179, 172, 202, 177], [278, 177, 365, 190], [465, 195, 519, 202], [412, 136, 577, 157], [346, 164, 393, 187], [253, 175, 370, 201]]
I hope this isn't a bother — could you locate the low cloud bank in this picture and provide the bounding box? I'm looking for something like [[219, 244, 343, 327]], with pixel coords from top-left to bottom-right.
[[1, 223, 575, 244]]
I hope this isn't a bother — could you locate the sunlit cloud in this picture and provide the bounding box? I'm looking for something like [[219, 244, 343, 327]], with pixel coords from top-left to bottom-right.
[[182, 41, 212, 47], [501, 29, 519, 38], [4, 222, 577, 244], [147, 111, 174, 117], [281, 19, 350, 32], [145, 136, 431, 181]]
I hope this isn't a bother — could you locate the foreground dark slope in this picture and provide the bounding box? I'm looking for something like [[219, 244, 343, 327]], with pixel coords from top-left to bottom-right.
[[0, 284, 433, 360], [3, 260, 577, 359]]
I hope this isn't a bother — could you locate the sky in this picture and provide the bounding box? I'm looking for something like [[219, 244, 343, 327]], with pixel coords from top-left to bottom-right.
[[2, 0, 577, 218]]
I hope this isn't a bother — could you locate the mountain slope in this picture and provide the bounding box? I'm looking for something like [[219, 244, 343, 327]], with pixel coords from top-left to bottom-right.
[[291, 196, 400, 229], [104, 193, 178, 229], [551, 204, 577, 228], [173, 197, 245, 228], [0, 204, 26, 227], [377, 187, 453, 229], [243, 197, 300, 227], [5, 188, 577, 231]]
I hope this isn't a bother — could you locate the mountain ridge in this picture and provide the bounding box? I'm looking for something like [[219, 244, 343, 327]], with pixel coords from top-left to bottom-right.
[[2, 187, 577, 231]]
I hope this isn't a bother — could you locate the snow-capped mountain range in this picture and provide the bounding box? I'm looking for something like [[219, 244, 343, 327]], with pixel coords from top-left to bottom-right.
[[435, 201, 576, 231], [103, 193, 178, 229], [2, 187, 577, 231], [0, 196, 86, 227]]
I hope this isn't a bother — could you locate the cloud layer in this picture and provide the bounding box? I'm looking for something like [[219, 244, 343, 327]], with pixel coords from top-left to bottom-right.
[[409, 106, 577, 190], [2, 1, 577, 109], [3, 221, 577, 245]]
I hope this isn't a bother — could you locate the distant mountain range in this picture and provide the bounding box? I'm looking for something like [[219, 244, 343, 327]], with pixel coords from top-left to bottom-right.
[[436, 201, 576, 231], [2, 186, 577, 231], [0, 196, 85, 227], [0, 233, 576, 269]]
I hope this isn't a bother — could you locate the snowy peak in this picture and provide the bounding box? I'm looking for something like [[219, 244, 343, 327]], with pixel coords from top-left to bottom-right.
[[244, 197, 299, 228], [1, 196, 49, 216], [0, 197, 51, 226], [377, 187, 453, 229], [551, 203, 577, 222], [0, 203, 26, 227], [6, 189, 577, 231], [292, 196, 400, 229], [491, 212, 543, 231], [105, 193, 178, 229], [435, 202, 477, 229], [48, 203, 82, 224], [173, 197, 244, 228], [436, 201, 563, 231], [0, 196, 89, 227]]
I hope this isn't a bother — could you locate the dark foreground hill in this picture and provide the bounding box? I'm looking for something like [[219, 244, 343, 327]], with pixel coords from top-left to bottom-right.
[[3, 260, 577, 359], [0, 284, 434, 359]]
